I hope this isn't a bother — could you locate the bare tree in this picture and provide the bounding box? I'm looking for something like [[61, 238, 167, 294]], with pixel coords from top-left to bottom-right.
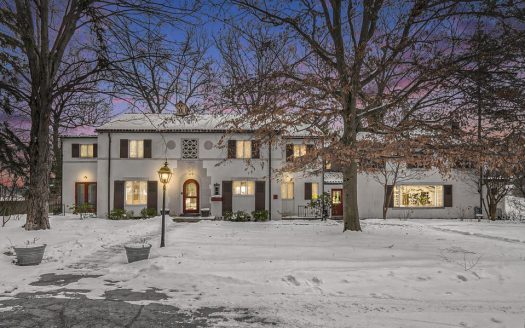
[[110, 21, 212, 114], [0, 0, 199, 230], [216, 1, 521, 231]]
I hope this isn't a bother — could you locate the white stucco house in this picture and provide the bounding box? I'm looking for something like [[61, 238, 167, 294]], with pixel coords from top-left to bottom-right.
[[62, 113, 481, 220]]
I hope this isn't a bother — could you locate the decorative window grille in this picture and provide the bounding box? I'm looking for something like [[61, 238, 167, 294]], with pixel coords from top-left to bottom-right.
[[182, 139, 199, 159]]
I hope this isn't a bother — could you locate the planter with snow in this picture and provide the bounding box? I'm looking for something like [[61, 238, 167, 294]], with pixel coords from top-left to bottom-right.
[[124, 243, 152, 263], [14, 244, 47, 266]]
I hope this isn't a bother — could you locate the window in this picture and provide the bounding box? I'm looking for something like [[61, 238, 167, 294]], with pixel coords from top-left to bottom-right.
[[293, 144, 307, 158], [182, 139, 198, 159], [236, 141, 252, 159], [233, 181, 255, 195], [125, 181, 147, 205], [393, 185, 443, 208], [80, 144, 94, 158], [281, 182, 294, 200], [312, 183, 319, 200], [129, 140, 144, 158]]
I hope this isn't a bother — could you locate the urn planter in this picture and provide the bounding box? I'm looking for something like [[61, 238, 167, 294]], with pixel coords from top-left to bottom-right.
[[13, 244, 47, 266], [124, 243, 152, 263]]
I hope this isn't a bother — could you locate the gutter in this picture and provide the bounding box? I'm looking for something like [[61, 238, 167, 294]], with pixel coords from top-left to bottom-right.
[[268, 139, 272, 221], [107, 133, 112, 215]]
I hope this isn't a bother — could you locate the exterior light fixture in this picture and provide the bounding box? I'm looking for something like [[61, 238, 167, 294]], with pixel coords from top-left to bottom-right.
[[157, 161, 173, 247]]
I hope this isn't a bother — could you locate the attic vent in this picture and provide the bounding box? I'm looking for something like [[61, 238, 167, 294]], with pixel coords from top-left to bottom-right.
[[176, 101, 189, 116]]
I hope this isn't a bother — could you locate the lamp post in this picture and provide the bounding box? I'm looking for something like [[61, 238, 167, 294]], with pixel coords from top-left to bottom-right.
[[158, 161, 172, 247]]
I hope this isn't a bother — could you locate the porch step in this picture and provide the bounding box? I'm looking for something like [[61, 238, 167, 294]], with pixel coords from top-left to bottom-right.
[[172, 216, 216, 223]]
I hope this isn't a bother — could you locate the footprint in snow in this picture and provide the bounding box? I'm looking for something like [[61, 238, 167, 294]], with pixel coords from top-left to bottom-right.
[[457, 275, 468, 282], [311, 277, 322, 285], [282, 275, 300, 286]]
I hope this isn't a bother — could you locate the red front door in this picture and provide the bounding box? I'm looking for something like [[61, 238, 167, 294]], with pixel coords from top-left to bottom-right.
[[331, 189, 343, 216], [75, 182, 97, 212], [183, 179, 199, 214]]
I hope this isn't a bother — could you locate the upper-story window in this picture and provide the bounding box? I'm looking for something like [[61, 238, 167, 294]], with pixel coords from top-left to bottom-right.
[[228, 140, 260, 159], [80, 144, 94, 158], [120, 139, 151, 159], [286, 144, 313, 162], [72, 143, 97, 158], [129, 140, 144, 158], [236, 141, 251, 159], [182, 139, 199, 159]]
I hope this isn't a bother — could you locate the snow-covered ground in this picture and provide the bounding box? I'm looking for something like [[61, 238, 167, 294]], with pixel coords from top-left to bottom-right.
[[1, 216, 525, 327]]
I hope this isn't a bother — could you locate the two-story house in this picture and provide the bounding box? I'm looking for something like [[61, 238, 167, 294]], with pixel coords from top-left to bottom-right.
[[62, 113, 480, 219]]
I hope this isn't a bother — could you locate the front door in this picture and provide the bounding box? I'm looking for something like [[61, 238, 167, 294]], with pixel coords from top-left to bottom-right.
[[75, 182, 97, 212], [183, 179, 199, 214], [331, 189, 343, 216]]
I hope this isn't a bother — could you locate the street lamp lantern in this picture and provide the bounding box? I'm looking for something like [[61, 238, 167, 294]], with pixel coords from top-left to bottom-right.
[[158, 161, 172, 184], [157, 161, 172, 247]]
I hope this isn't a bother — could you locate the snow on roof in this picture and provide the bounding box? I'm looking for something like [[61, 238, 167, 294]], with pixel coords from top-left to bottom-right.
[[324, 172, 343, 184], [96, 113, 232, 132], [96, 113, 318, 137]]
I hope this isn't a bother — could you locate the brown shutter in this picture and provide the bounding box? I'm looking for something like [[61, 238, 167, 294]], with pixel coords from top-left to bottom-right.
[[222, 181, 233, 214], [251, 140, 260, 159], [144, 139, 152, 158], [255, 181, 265, 211], [114, 181, 125, 209], [227, 140, 236, 159], [386, 185, 394, 208], [306, 144, 314, 155], [120, 139, 128, 158], [147, 181, 158, 211], [286, 144, 294, 162], [93, 144, 98, 158], [444, 185, 453, 207], [72, 144, 79, 158], [304, 182, 312, 200]]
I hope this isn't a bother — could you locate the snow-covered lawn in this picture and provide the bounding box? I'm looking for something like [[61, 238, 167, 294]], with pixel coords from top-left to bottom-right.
[[1, 216, 525, 327]]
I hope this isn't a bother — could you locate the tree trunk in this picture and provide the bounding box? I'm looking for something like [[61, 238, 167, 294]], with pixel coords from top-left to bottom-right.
[[382, 184, 389, 220], [25, 99, 52, 230], [343, 161, 361, 231], [488, 201, 497, 221]]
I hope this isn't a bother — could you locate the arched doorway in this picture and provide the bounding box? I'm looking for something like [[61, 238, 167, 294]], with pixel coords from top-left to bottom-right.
[[183, 179, 199, 214]]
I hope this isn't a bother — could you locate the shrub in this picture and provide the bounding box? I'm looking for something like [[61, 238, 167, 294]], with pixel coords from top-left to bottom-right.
[[140, 208, 157, 219], [223, 211, 233, 221], [252, 210, 269, 222], [232, 210, 251, 222], [70, 203, 94, 219], [108, 209, 126, 220]]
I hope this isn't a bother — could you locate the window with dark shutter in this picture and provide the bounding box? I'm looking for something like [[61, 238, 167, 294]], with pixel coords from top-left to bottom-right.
[[251, 140, 260, 159], [114, 181, 125, 209], [144, 139, 152, 158], [227, 140, 236, 159], [93, 144, 98, 158], [304, 182, 312, 200], [286, 144, 294, 162], [72, 144, 79, 158], [444, 185, 453, 207], [120, 139, 128, 158], [147, 181, 158, 212]]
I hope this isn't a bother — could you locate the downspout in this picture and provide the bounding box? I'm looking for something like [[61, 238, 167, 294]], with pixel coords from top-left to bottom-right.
[[268, 139, 272, 221], [107, 133, 112, 216]]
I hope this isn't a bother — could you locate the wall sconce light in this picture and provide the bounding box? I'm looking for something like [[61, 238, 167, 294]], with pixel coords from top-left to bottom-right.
[[213, 183, 220, 195], [83, 176, 88, 180]]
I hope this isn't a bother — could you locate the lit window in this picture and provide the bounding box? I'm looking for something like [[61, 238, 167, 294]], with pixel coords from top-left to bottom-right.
[[80, 144, 94, 158], [129, 140, 144, 158], [233, 181, 255, 195], [293, 145, 307, 158], [236, 141, 252, 159], [312, 183, 319, 200], [125, 181, 147, 205], [281, 182, 294, 200], [182, 139, 198, 159], [393, 185, 443, 208]]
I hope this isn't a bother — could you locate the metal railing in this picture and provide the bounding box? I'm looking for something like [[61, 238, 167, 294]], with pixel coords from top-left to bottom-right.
[[297, 205, 322, 218]]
